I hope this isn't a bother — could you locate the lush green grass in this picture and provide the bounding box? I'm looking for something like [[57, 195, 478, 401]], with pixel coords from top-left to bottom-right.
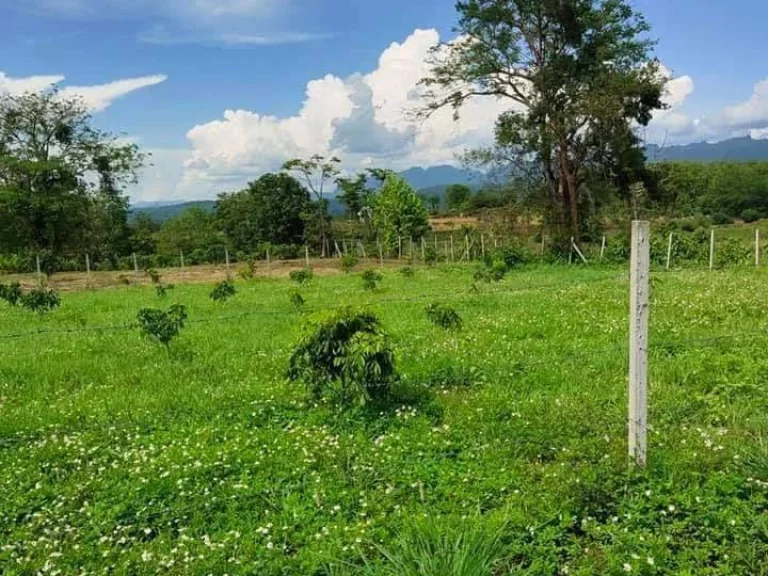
[[1, 264, 768, 575]]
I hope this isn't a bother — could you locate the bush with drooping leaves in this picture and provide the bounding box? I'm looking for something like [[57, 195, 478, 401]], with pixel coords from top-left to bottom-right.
[[287, 308, 396, 406]]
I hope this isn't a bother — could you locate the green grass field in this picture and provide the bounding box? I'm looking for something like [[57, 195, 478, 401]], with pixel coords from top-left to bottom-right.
[[2, 264, 768, 575]]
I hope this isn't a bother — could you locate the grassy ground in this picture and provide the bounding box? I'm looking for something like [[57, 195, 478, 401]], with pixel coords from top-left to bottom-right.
[[1, 264, 768, 575]]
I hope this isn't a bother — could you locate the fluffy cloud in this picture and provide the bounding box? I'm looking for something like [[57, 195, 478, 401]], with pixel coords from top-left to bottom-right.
[[179, 29, 512, 195], [0, 71, 167, 112], [715, 79, 768, 134]]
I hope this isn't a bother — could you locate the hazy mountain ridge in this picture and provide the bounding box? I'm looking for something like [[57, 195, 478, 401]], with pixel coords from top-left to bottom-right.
[[131, 138, 768, 221]]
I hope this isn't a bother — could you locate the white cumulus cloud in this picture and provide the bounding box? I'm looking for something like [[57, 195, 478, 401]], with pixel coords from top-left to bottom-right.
[[177, 28, 513, 196]]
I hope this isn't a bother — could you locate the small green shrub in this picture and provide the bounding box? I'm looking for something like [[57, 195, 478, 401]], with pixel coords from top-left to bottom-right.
[[137, 304, 187, 349], [423, 245, 438, 265], [290, 267, 313, 284], [290, 291, 305, 310], [210, 280, 236, 302], [712, 212, 733, 225], [340, 254, 359, 273], [145, 268, 162, 284], [155, 284, 174, 298], [20, 288, 60, 314], [425, 303, 462, 330], [398, 266, 415, 277], [741, 208, 762, 223], [287, 308, 396, 406], [0, 282, 22, 306], [474, 260, 507, 282], [238, 260, 257, 281], [361, 269, 382, 290]]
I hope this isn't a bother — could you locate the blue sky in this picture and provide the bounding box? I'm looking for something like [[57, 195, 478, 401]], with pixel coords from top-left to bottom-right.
[[2, 0, 768, 202]]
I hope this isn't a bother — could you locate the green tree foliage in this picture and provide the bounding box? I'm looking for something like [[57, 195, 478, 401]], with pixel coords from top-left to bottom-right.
[[445, 184, 472, 211], [130, 213, 160, 255], [419, 0, 665, 241], [0, 91, 144, 261], [335, 173, 368, 218], [155, 206, 219, 256], [650, 162, 768, 219], [216, 173, 310, 252], [371, 173, 430, 249], [283, 155, 340, 256], [287, 308, 396, 406]]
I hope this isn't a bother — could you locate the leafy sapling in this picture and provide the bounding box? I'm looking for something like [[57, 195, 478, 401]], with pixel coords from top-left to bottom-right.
[[340, 254, 359, 273], [361, 269, 382, 291], [425, 302, 463, 330], [290, 267, 313, 284], [136, 304, 187, 350], [288, 308, 396, 406], [20, 288, 61, 314], [210, 280, 236, 303]]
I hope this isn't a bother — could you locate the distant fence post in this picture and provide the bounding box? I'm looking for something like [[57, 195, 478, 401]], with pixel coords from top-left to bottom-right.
[[421, 237, 426, 260], [305, 245, 310, 267], [481, 234, 485, 259], [666, 232, 673, 270], [450, 235, 455, 262], [342, 240, 348, 255], [572, 239, 588, 264], [180, 250, 185, 270], [225, 247, 231, 273], [36, 254, 42, 284], [629, 220, 650, 467], [568, 237, 574, 264], [85, 254, 91, 276], [335, 241, 343, 258], [398, 237, 402, 260], [709, 229, 715, 270], [600, 236, 606, 261], [756, 229, 760, 267], [359, 241, 367, 259], [133, 252, 139, 273]]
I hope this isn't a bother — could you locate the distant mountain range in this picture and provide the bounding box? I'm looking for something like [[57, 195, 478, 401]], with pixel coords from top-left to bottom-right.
[[645, 136, 768, 162], [131, 138, 768, 222]]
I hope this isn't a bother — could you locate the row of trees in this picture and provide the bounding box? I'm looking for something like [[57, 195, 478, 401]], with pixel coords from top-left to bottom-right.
[[0, 91, 430, 271]]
